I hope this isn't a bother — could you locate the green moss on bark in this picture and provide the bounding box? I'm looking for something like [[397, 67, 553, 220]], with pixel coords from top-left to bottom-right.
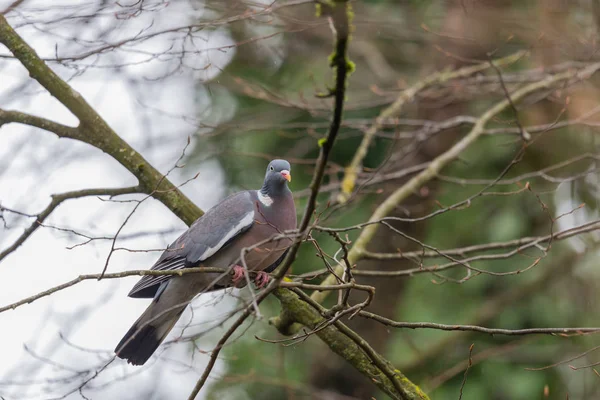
[[0, 15, 203, 226], [272, 288, 429, 400]]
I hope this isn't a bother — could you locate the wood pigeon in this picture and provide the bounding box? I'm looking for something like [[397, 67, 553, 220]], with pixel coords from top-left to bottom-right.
[[114, 160, 296, 365]]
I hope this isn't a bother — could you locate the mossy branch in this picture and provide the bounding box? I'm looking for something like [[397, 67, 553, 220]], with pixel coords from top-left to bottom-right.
[[312, 61, 600, 307], [272, 60, 600, 338], [271, 0, 353, 278], [272, 288, 429, 400], [337, 50, 527, 204], [0, 109, 80, 137], [0, 15, 203, 225], [266, 2, 428, 397], [2, 7, 424, 399], [291, 0, 352, 235], [269, 58, 600, 399]]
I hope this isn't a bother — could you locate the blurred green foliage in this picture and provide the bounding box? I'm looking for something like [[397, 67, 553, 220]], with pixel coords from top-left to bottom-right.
[[193, 1, 600, 399]]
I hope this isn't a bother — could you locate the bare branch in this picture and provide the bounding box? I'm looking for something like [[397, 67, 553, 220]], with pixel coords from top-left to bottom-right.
[[309, 60, 600, 309], [357, 220, 600, 262], [187, 1, 357, 397], [358, 311, 600, 336], [0, 267, 227, 314], [0, 0, 25, 16], [458, 344, 474, 400], [337, 50, 527, 203], [186, 288, 272, 400], [0, 186, 141, 262]]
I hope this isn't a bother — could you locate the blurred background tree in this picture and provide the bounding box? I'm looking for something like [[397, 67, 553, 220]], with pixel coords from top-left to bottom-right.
[[1, 1, 600, 399], [200, 1, 600, 399]]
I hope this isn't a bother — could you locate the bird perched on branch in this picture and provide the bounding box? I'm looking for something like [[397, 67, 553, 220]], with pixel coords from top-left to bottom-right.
[[115, 159, 296, 365]]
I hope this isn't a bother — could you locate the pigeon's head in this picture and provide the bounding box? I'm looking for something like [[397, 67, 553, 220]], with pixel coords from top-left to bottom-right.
[[262, 159, 291, 195]]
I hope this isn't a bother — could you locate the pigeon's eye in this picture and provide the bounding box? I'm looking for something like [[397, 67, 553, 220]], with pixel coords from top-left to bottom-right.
[[270, 166, 274, 171]]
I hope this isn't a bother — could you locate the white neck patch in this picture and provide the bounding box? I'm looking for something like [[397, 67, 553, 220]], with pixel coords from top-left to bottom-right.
[[257, 190, 273, 206]]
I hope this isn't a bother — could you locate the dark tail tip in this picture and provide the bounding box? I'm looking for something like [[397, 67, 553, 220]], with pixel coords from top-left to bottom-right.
[[115, 323, 161, 366]]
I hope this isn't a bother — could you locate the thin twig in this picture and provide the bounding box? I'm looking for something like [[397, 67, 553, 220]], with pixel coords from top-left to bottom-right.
[[0, 267, 226, 314], [308, 61, 600, 309], [337, 50, 527, 203], [358, 311, 600, 336], [0, 186, 141, 262], [186, 2, 354, 398], [458, 344, 474, 400]]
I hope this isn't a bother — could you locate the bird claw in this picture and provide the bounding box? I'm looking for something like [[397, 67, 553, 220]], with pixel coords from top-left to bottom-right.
[[254, 271, 271, 289], [231, 266, 270, 289], [231, 265, 245, 286]]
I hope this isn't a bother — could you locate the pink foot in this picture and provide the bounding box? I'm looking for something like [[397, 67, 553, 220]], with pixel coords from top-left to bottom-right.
[[231, 265, 245, 286], [254, 271, 271, 289]]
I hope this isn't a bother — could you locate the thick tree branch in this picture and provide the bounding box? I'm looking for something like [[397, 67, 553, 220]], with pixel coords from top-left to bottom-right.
[[0, 15, 203, 225], [272, 288, 429, 400]]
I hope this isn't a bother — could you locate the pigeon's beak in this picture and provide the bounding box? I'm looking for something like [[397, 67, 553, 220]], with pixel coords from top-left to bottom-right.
[[281, 170, 291, 182]]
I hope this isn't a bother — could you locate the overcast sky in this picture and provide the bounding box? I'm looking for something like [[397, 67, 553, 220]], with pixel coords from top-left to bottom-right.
[[0, 1, 248, 399]]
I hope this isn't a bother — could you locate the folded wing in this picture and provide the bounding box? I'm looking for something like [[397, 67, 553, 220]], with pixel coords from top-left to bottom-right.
[[128, 191, 255, 298]]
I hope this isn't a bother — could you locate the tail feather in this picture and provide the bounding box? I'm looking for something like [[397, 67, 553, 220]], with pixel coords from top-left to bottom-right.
[[115, 299, 185, 366]]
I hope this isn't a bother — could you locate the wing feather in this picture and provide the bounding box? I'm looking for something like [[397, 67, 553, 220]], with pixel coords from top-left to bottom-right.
[[128, 256, 186, 298], [128, 192, 255, 298]]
